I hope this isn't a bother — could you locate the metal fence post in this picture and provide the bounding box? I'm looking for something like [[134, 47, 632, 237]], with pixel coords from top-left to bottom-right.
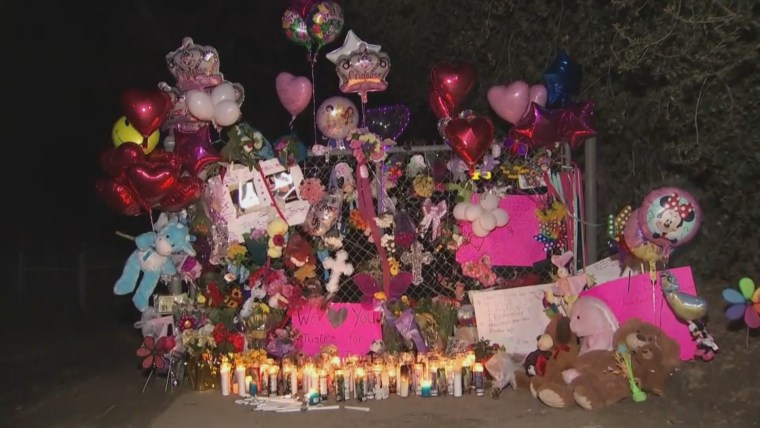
[[78, 250, 87, 313], [584, 137, 598, 264]]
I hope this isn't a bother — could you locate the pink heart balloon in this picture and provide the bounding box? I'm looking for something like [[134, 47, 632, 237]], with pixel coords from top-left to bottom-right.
[[275, 72, 313, 119], [529, 84, 548, 107], [486, 81, 530, 125]]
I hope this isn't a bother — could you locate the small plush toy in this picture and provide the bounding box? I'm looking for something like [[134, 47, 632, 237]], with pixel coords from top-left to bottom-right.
[[267, 218, 289, 258], [524, 333, 554, 377], [323, 250, 354, 295], [284, 232, 317, 283], [114, 220, 196, 312], [548, 251, 587, 313], [569, 296, 620, 356]]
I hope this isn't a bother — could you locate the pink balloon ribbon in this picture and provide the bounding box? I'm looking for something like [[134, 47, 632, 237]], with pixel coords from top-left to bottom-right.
[[355, 161, 391, 297], [418, 198, 447, 240]]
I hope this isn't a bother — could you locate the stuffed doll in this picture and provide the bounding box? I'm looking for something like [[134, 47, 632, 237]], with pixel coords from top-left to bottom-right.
[[547, 251, 587, 314], [114, 220, 196, 312], [284, 232, 317, 283], [568, 296, 620, 356], [524, 333, 554, 377]]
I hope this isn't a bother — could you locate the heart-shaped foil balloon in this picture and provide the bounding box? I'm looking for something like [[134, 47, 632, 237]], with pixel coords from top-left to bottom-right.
[[303, 188, 343, 237], [444, 116, 495, 170], [126, 164, 179, 205], [95, 179, 143, 216], [159, 176, 204, 212]]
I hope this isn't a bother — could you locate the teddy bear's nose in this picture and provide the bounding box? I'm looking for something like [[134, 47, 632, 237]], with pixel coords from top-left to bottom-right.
[[636, 333, 647, 341]]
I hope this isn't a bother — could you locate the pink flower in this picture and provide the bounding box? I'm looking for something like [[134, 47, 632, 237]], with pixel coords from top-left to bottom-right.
[[298, 178, 326, 204]]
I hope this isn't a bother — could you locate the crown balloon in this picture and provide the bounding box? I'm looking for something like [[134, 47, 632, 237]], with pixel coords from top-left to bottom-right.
[[335, 45, 391, 103], [165, 37, 224, 92]]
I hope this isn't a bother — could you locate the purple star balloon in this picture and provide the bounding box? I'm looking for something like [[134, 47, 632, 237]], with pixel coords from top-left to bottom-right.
[[174, 125, 221, 175]]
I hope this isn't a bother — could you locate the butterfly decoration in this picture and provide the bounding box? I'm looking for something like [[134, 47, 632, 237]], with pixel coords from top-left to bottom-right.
[[136, 336, 175, 370], [354, 271, 413, 310], [722, 277, 760, 329]]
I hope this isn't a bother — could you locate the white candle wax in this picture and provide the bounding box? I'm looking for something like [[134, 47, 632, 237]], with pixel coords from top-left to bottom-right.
[[220, 364, 231, 396], [270, 372, 278, 395], [453, 371, 463, 397], [310, 371, 319, 394], [290, 370, 298, 396], [235, 366, 247, 397]]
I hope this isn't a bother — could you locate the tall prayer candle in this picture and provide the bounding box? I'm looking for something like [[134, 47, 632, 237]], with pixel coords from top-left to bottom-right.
[[220, 363, 231, 396], [429, 364, 439, 397], [235, 364, 247, 397], [259, 364, 269, 397], [474, 363, 485, 396], [380, 368, 391, 399], [414, 363, 424, 396], [269, 366, 279, 396], [399, 365, 410, 398], [453, 369, 463, 397], [310, 368, 319, 397], [355, 368, 366, 402], [436, 367, 448, 396], [461, 360, 473, 394], [388, 368, 397, 395], [319, 370, 329, 401], [335, 370, 346, 402]]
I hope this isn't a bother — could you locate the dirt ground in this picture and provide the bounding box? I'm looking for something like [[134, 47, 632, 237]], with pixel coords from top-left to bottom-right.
[[3, 306, 759, 428]]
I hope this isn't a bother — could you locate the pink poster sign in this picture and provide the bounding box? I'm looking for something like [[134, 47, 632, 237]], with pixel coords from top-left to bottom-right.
[[456, 195, 547, 267], [292, 303, 382, 357], [580, 266, 698, 361]]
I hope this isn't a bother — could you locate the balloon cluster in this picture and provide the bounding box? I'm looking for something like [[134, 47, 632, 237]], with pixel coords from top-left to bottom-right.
[[486, 50, 596, 150], [185, 83, 243, 127], [282, 0, 345, 55], [615, 187, 702, 266], [453, 192, 509, 238], [96, 143, 203, 216], [427, 62, 495, 172]]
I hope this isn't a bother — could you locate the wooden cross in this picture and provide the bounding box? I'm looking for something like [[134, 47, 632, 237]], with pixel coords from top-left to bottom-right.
[[401, 241, 433, 285]]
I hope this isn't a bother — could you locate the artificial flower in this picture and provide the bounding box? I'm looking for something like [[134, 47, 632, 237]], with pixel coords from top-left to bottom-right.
[[298, 178, 326, 204], [349, 210, 370, 231], [412, 175, 434, 198], [226, 243, 247, 261], [389, 258, 400, 276], [178, 315, 197, 331], [294, 264, 317, 283]]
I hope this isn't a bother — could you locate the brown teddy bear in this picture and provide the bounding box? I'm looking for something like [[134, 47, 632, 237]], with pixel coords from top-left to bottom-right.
[[513, 315, 581, 403], [536, 318, 681, 410]]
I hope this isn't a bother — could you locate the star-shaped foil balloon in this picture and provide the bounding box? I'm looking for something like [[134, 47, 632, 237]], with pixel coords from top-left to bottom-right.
[[325, 29, 381, 64], [174, 125, 221, 176], [509, 101, 597, 150], [560, 100, 597, 149], [544, 49, 582, 108]]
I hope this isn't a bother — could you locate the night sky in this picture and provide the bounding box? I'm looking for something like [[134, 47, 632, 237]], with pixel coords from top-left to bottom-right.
[[5, 0, 388, 249]]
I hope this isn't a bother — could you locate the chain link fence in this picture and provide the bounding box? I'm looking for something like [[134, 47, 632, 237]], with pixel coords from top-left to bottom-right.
[[298, 146, 561, 304]]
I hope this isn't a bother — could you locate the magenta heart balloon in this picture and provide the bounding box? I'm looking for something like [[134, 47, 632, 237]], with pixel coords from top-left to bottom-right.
[[276, 72, 313, 119], [529, 84, 548, 107], [486, 81, 530, 125]]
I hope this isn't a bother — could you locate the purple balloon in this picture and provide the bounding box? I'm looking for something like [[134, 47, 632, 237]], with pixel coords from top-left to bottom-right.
[[364, 104, 411, 140]]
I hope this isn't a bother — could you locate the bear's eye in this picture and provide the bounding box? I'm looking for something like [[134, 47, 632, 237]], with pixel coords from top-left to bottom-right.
[[576, 315, 580, 320]]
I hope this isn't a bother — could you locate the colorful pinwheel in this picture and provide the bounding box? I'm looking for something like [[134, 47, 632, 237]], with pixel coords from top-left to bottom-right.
[[136, 336, 174, 370], [722, 277, 760, 329]]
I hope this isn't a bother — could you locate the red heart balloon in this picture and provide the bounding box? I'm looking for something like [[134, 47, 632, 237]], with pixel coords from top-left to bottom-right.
[[430, 62, 477, 114], [427, 87, 456, 120], [99, 143, 146, 183], [159, 176, 204, 212], [95, 179, 143, 216], [146, 150, 182, 175], [444, 116, 495, 169], [120, 88, 172, 137], [126, 164, 178, 205]]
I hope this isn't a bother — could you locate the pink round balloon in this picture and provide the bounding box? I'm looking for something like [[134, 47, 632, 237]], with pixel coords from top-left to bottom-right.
[[316, 96, 359, 140], [623, 208, 647, 249], [486, 81, 530, 125], [529, 84, 548, 107], [275, 72, 313, 118], [638, 187, 702, 250]]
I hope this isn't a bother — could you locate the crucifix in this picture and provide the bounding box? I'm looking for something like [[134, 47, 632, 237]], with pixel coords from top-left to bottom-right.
[[401, 241, 433, 286]]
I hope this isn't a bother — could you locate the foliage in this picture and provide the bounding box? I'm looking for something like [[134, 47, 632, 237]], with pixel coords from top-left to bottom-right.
[[339, 0, 760, 282]]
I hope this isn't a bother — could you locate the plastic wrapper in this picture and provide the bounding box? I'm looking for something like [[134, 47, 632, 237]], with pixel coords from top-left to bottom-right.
[[484, 349, 518, 398], [303, 188, 343, 237]]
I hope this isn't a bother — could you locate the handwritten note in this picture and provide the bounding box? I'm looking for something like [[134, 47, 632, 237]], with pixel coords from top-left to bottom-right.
[[468, 283, 554, 356], [580, 256, 634, 287], [292, 303, 382, 357], [580, 266, 697, 361], [456, 195, 547, 267]]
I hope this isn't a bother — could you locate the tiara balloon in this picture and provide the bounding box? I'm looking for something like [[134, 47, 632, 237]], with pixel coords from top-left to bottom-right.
[[335, 45, 391, 103]]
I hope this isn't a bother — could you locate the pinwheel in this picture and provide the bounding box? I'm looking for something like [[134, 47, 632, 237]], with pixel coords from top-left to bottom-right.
[[722, 277, 760, 329]]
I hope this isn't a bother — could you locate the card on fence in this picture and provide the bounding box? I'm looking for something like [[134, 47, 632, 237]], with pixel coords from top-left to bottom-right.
[[580, 266, 697, 360], [468, 283, 554, 357], [580, 256, 634, 287], [456, 195, 547, 267], [291, 303, 382, 357]]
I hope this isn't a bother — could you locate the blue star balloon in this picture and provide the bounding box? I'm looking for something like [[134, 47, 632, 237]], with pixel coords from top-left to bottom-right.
[[544, 49, 582, 107]]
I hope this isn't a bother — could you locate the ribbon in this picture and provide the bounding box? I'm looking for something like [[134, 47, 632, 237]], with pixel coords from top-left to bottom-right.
[[383, 307, 428, 353], [355, 161, 391, 297], [418, 198, 447, 240], [551, 344, 570, 359]]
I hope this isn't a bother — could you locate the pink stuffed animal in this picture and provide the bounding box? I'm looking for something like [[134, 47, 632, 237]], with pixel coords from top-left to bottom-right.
[[568, 296, 619, 355]]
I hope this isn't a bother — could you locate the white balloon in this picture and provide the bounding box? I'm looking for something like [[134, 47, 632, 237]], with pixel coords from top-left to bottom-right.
[[478, 212, 497, 231], [214, 100, 242, 126], [479, 193, 501, 211], [492, 208, 509, 227], [211, 83, 237, 105], [453, 202, 471, 221], [491, 143, 502, 158], [464, 205, 484, 222], [186, 90, 215, 121], [471, 221, 490, 238]]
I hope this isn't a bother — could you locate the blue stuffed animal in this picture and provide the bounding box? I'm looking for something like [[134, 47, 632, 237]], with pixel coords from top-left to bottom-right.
[[114, 220, 196, 312]]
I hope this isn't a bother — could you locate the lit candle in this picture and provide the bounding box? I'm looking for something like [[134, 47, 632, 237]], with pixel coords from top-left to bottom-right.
[[414, 363, 424, 396], [220, 362, 231, 396], [310, 368, 319, 397], [380, 368, 391, 400], [399, 365, 410, 398], [436, 366, 448, 396], [388, 368, 397, 395], [421, 380, 432, 397], [355, 368, 366, 402], [245, 375, 254, 396], [235, 364, 247, 397], [429, 364, 439, 397], [473, 363, 485, 397], [303, 366, 312, 394], [269, 366, 279, 396], [319, 370, 329, 401], [461, 359, 473, 394], [259, 364, 269, 397], [335, 370, 346, 402], [446, 362, 455, 396], [365, 366, 376, 400], [453, 366, 462, 397]]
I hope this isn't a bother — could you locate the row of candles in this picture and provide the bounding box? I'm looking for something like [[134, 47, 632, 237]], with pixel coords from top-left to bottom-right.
[[218, 351, 487, 402]]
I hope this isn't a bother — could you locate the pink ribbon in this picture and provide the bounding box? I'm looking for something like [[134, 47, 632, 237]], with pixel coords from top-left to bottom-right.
[[418, 198, 447, 240], [355, 162, 391, 297]]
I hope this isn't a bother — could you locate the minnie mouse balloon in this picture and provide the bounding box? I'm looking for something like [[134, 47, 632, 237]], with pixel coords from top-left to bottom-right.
[[637, 187, 701, 250]]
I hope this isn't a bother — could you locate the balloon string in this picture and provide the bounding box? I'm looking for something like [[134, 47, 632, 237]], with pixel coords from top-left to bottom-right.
[[360, 99, 366, 128], [310, 50, 318, 147], [255, 166, 288, 224]]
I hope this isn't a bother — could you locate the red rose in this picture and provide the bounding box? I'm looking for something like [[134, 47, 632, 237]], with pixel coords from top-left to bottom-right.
[[230, 333, 245, 352], [212, 324, 227, 344], [273, 234, 285, 246]]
